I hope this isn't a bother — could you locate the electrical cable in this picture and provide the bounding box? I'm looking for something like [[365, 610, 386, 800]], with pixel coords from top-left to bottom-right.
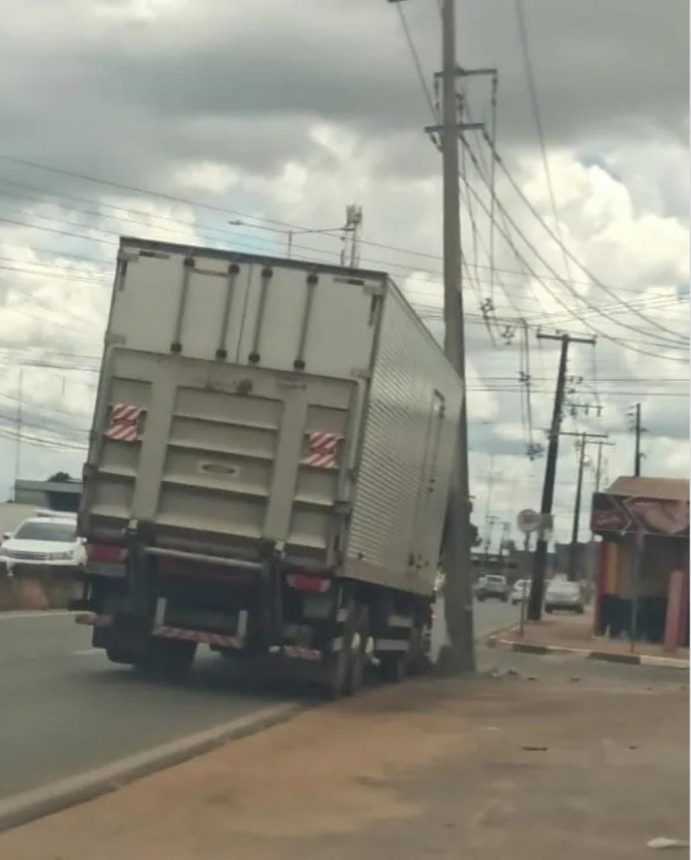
[[460, 138, 689, 358]]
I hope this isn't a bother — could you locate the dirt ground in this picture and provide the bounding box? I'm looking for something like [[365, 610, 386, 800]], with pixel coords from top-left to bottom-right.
[[0, 649, 687, 860]]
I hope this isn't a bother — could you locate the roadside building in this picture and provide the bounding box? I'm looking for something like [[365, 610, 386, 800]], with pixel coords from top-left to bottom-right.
[[13, 479, 82, 513], [591, 476, 689, 649]]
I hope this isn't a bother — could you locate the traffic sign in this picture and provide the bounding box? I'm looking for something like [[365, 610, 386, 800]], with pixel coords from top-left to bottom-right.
[[517, 509, 541, 534]]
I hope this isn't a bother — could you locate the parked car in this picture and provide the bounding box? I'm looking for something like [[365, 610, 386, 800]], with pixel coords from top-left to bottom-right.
[[510, 579, 531, 605], [0, 513, 86, 576], [545, 578, 585, 614], [476, 574, 509, 602]]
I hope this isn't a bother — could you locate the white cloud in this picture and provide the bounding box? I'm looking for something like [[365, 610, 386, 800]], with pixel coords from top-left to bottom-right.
[[0, 0, 686, 526]]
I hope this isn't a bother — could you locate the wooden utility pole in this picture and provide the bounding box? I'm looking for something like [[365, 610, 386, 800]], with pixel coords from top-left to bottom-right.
[[527, 333, 595, 620]]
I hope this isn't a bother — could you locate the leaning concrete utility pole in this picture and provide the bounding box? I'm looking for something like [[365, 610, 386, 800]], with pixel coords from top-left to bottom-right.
[[438, 0, 475, 671], [388, 0, 474, 671]]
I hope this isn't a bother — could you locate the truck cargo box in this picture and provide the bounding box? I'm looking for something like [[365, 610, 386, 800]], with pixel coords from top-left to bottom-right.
[[80, 238, 462, 598]]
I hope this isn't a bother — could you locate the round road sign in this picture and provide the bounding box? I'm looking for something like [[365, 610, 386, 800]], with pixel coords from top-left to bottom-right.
[[517, 509, 541, 534]]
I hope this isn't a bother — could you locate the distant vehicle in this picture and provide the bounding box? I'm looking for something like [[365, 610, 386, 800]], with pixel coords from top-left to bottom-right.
[[0, 514, 86, 576], [476, 574, 509, 602], [510, 579, 531, 605], [545, 579, 584, 614]]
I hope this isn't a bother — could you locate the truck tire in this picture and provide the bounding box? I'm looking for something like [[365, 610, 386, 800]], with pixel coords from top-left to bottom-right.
[[380, 650, 408, 682], [408, 625, 429, 676], [321, 647, 350, 700], [106, 646, 138, 667], [344, 607, 370, 697], [138, 639, 197, 679], [320, 600, 358, 700]]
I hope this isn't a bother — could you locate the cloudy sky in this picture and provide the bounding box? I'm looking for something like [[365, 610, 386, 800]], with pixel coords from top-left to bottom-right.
[[0, 0, 687, 546]]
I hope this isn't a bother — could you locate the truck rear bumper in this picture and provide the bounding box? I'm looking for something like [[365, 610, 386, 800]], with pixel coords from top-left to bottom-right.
[[76, 606, 249, 651]]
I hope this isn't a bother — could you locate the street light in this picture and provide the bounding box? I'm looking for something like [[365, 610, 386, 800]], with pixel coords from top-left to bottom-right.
[[228, 219, 351, 259]]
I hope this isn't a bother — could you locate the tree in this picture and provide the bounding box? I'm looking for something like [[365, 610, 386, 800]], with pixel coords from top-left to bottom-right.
[[48, 471, 73, 483]]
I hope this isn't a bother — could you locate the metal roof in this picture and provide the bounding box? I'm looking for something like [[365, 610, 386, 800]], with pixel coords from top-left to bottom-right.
[[606, 476, 689, 502]]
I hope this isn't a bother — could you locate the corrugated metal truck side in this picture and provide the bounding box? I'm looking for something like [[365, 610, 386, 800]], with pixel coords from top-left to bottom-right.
[[73, 237, 462, 696]]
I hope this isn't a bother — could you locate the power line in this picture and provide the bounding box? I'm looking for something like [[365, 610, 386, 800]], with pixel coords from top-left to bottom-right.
[[393, 3, 437, 119], [3, 151, 682, 299], [488, 141, 689, 345], [464, 132, 686, 349], [2, 162, 682, 304], [514, 0, 574, 286], [459, 138, 688, 358]]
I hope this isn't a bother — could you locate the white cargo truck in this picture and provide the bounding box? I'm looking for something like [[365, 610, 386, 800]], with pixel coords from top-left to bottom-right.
[[74, 237, 462, 696]]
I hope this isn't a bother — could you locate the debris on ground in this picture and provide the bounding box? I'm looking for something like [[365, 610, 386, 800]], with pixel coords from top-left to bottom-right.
[[647, 836, 689, 849]]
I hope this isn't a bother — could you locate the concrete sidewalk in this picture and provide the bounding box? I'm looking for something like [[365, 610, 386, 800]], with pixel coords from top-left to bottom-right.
[[0, 650, 687, 860], [495, 608, 689, 668]]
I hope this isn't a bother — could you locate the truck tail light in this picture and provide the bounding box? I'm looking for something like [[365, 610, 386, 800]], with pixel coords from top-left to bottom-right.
[[286, 572, 331, 593], [87, 543, 127, 563]]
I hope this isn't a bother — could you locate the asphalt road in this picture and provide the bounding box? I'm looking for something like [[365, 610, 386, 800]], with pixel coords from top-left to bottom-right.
[[0, 599, 518, 800]]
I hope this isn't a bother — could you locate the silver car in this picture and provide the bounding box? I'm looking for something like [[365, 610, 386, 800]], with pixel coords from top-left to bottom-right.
[[476, 574, 509, 602], [545, 578, 585, 614]]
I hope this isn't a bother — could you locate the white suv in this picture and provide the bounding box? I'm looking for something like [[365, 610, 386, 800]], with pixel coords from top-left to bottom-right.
[[0, 513, 86, 575]]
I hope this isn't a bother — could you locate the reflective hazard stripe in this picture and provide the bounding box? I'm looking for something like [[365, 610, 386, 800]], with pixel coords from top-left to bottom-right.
[[75, 612, 113, 627], [309, 432, 339, 452], [280, 645, 322, 662], [303, 431, 342, 470], [105, 403, 144, 443], [153, 626, 244, 649]]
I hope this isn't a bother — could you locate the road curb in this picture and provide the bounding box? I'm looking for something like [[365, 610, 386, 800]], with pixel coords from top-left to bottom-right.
[[489, 637, 689, 671], [0, 702, 303, 834]]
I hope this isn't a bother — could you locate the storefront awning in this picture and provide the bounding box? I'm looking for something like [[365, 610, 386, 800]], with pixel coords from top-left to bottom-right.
[[591, 476, 689, 538]]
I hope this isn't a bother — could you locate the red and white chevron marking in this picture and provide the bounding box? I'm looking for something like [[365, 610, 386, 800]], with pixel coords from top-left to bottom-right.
[[105, 423, 140, 442], [281, 645, 323, 662], [153, 625, 244, 649], [111, 403, 142, 422], [304, 451, 337, 469], [105, 402, 143, 443], [304, 431, 341, 469], [308, 432, 339, 452]]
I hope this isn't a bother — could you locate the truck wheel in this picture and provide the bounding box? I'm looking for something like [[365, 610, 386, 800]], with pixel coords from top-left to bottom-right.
[[408, 625, 429, 676], [344, 607, 370, 697], [139, 639, 197, 679], [380, 651, 408, 682], [106, 646, 137, 666], [320, 601, 357, 700], [320, 647, 350, 700]]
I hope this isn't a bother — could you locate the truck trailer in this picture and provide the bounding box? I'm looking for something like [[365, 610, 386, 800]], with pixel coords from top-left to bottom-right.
[[74, 237, 462, 697]]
